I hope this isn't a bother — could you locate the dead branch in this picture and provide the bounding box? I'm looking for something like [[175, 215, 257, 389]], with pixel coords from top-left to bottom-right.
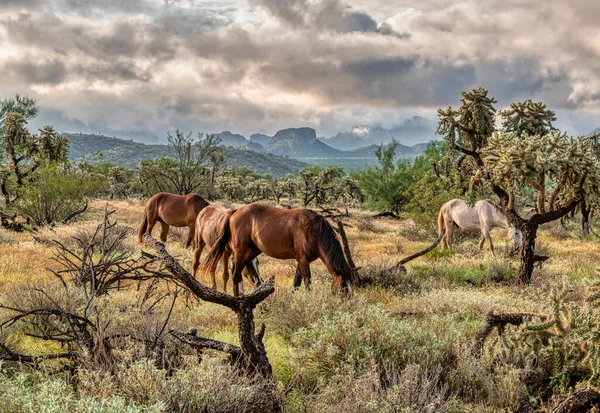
[[333, 218, 360, 285], [390, 229, 445, 273], [62, 200, 88, 224], [372, 211, 400, 219], [551, 389, 600, 413], [142, 234, 276, 379]]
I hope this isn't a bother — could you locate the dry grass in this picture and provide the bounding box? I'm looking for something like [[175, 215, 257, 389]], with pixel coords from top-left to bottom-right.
[[1, 198, 599, 411]]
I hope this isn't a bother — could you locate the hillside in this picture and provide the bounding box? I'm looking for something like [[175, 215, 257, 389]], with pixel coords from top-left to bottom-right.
[[65, 133, 308, 177]]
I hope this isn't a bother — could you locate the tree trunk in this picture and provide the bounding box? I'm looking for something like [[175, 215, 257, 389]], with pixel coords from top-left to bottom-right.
[[518, 224, 538, 284], [582, 200, 590, 237]]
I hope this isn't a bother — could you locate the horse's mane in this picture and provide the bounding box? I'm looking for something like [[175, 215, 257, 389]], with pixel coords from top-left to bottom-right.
[[312, 214, 353, 284], [484, 199, 506, 216]]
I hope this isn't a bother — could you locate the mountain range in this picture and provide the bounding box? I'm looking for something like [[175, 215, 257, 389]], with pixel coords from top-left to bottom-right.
[[65, 133, 309, 177], [214, 122, 429, 160]]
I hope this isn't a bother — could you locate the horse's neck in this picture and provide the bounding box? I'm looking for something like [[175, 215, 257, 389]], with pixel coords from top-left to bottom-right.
[[493, 210, 511, 229]]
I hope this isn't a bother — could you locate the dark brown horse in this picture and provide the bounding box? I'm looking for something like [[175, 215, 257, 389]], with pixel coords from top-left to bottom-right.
[[201, 204, 354, 297], [138, 192, 209, 248], [192, 204, 262, 292]]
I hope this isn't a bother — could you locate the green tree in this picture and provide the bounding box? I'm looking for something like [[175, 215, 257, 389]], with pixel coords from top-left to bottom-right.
[[355, 140, 412, 214], [138, 131, 223, 196], [405, 141, 460, 230], [438, 88, 600, 283], [0, 97, 68, 207]]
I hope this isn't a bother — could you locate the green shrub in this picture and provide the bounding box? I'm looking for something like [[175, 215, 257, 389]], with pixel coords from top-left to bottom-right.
[[15, 163, 103, 226], [290, 303, 456, 390]]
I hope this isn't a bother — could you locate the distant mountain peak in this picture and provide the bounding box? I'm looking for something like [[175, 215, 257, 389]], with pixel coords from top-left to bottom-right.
[[321, 117, 436, 150]]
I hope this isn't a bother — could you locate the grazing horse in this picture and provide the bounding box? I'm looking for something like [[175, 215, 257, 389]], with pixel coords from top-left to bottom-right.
[[437, 199, 523, 254], [201, 204, 355, 297], [138, 192, 209, 248], [191, 205, 262, 292]]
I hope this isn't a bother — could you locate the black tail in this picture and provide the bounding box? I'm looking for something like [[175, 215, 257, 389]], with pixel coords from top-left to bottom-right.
[[200, 209, 235, 276], [315, 216, 354, 295]]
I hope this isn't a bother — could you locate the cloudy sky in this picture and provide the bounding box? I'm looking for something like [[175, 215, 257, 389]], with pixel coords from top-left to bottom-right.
[[1, 0, 599, 142]]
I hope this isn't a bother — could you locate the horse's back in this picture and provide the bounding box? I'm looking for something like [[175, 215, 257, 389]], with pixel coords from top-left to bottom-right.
[[197, 204, 229, 246], [148, 192, 209, 226], [231, 203, 316, 259], [442, 199, 481, 230]]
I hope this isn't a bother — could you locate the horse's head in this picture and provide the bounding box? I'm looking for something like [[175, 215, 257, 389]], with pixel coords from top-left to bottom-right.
[[331, 267, 358, 299], [508, 227, 522, 252]]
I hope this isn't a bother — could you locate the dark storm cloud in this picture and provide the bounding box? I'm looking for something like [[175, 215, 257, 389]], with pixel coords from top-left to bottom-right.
[[250, 0, 407, 37], [0, 0, 599, 140], [3, 59, 67, 85]]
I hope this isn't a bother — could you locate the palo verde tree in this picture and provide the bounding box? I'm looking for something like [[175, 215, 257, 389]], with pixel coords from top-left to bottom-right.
[[355, 140, 412, 215], [138, 131, 223, 197], [438, 88, 600, 283]]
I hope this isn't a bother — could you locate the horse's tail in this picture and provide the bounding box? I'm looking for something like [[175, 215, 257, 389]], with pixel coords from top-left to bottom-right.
[[200, 209, 235, 277], [437, 208, 445, 238], [315, 215, 353, 296], [138, 211, 148, 244]]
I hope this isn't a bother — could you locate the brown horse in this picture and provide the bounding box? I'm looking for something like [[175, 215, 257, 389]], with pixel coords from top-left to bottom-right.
[[191, 204, 262, 292], [138, 192, 209, 248], [201, 204, 355, 297]]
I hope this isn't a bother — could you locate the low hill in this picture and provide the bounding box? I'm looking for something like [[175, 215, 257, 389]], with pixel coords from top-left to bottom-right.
[[65, 133, 308, 177]]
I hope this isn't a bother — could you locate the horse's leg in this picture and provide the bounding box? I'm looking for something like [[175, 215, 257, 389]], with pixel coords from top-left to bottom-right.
[[186, 225, 194, 249], [487, 231, 495, 256], [221, 251, 230, 293], [479, 232, 486, 250], [146, 216, 158, 239], [293, 264, 302, 289], [445, 221, 454, 249], [246, 258, 263, 287], [191, 238, 205, 279], [297, 258, 312, 291], [159, 222, 169, 243], [482, 226, 495, 255]]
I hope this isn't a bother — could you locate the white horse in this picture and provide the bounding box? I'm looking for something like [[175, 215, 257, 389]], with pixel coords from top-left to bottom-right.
[[437, 199, 522, 254]]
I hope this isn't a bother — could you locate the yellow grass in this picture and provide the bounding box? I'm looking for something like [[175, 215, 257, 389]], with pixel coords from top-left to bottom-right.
[[1, 198, 599, 411]]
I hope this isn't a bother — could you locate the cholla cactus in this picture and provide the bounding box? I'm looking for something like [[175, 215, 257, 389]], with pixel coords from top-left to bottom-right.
[[482, 131, 600, 214], [437, 88, 600, 283], [511, 282, 600, 391], [501, 100, 556, 138]]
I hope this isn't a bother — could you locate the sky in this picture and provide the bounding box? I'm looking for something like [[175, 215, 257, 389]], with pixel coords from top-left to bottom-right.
[[1, 0, 599, 142]]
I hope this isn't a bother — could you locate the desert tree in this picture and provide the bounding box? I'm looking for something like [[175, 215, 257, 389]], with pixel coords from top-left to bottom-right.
[[298, 166, 342, 208], [274, 176, 297, 204], [1, 102, 69, 208], [0, 207, 177, 374], [355, 140, 412, 215], [138, 131, 223, 196], [245, 178, 275, 202], [336, 175, 363, 215], [438, 88, 600, 283]]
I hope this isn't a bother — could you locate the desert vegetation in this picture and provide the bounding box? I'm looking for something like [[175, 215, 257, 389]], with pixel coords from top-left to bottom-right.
[[1, 89, 600, 412]]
